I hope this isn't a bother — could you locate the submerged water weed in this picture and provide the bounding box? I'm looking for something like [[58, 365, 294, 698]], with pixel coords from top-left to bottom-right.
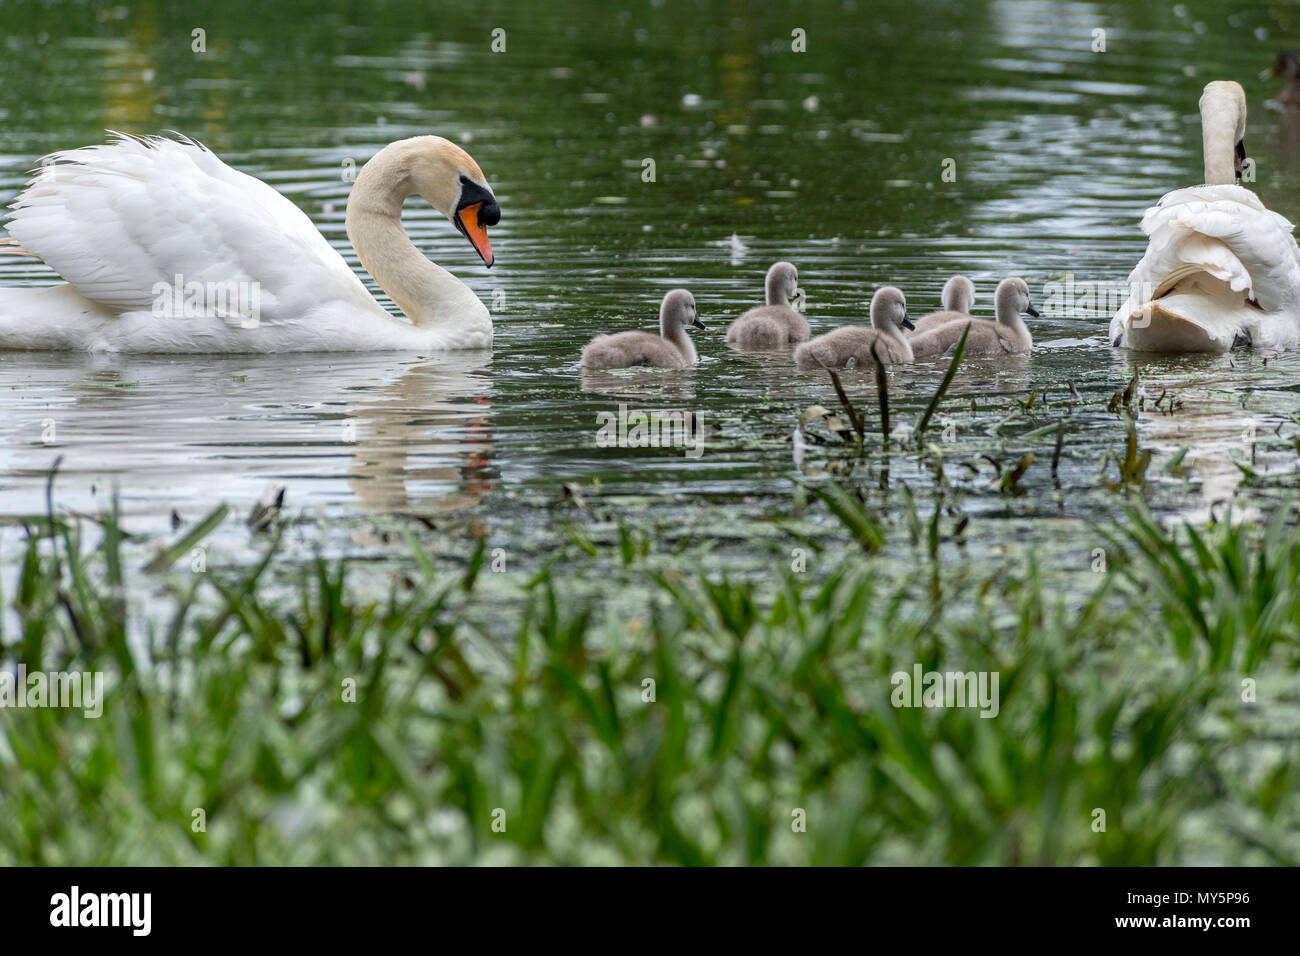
[[1103, 414, 1153, 490], [1, 488, 1296, 865]]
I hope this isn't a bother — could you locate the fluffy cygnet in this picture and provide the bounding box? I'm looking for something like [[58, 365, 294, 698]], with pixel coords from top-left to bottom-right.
[[726, 261, 810, 348], [794, 286, 914, 369], [580, 289, 704, 369], [908, 277, 1036, 358], [910, 275, 976, 334]]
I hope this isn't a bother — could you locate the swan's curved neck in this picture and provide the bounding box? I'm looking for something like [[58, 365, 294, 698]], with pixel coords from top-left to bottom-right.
[[1201, 114, 1238, 186], [346, 144, 472, 328], [1200, 85, 1244, 186]]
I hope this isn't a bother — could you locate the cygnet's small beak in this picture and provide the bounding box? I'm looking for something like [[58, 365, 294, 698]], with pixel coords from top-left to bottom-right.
[[901, 313, 916, 331], [691, 316, 706, 330], [1025, 303, 1041, 319], [791, 288, 806, 312]]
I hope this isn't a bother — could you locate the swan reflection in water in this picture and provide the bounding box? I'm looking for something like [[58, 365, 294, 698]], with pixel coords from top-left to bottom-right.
[[0, 350, 496, 528], [1109, 349, 1300, 524]]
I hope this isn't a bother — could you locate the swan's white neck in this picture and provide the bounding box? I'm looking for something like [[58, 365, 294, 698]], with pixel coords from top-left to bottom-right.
[[1200, 82, 1246, 186], [346, 142, 482, 330]]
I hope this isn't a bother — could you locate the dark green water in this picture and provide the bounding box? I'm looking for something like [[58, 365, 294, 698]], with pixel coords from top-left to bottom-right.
[[2, 0, 1299, 579]]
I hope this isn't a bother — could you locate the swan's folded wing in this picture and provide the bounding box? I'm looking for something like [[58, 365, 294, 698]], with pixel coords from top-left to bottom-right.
[[6, 134, 373, 322], [1127, 184, 1300, 313]]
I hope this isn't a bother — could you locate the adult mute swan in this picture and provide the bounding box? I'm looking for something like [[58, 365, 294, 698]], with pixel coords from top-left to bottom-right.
[[1109, 81, 1300, 352], [0, 132, 500, 352]]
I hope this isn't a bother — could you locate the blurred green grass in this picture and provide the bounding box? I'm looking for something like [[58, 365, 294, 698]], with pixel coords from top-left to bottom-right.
[[1, 488, 1296, 865]]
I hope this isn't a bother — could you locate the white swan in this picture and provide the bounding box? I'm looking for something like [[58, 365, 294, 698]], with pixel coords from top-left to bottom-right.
[[0, 132, 499, 352], [1109, 81, 1300, 352]]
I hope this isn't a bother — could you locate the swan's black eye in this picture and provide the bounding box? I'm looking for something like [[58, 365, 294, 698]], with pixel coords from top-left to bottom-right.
[[457, 177, 500, 225]]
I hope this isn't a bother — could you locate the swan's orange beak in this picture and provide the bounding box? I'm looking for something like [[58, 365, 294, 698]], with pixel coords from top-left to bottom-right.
[[455, 202, 494, 267]]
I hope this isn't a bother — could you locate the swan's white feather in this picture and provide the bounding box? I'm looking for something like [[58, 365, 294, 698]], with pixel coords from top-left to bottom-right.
[[1111, 184, 1300, 351], [0, 133, 497, 352], [7, 133, 373, 322]]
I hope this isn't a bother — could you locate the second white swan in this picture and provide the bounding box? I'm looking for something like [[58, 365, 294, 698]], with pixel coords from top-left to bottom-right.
[[1109, 81, 1300, 352]]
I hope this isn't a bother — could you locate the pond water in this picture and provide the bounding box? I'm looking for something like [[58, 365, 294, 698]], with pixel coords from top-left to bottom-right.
[[2, 0, 1299, 583]]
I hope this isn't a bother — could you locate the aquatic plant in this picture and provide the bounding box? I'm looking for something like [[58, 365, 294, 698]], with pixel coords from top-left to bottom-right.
[[1, 488, 1295, 865]]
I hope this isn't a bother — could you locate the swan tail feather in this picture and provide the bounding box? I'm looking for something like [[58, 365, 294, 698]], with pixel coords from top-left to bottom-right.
[[1113, 184, 1300, 351], [6, 133, 364, 322]]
